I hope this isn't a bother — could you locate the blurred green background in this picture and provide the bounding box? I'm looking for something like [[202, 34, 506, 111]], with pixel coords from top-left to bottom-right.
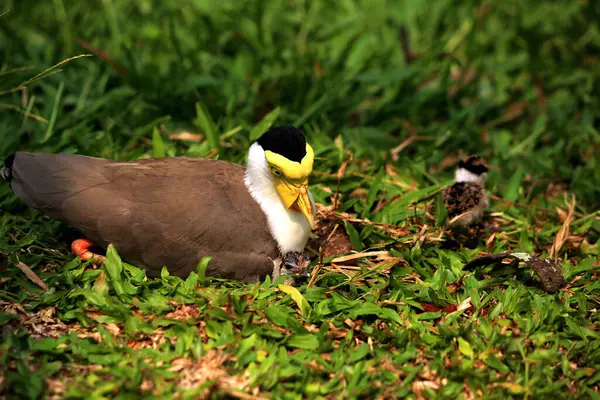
[[1, 0, 599, 208]]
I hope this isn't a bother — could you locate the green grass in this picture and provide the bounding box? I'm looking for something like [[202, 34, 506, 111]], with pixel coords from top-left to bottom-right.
[[1, 0, 599, 398]]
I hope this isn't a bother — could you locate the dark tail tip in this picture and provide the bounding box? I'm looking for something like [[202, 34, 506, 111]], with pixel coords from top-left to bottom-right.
[[1, 154, 15, 182]]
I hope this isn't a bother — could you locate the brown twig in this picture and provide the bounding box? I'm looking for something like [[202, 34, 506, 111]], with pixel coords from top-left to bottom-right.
[[77, 39, 128, 77], [398, 26, 414, 64], [15, 260, 49, 291]]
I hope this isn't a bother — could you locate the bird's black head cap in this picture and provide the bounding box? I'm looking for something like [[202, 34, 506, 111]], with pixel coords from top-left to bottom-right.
[[458, 155, 489, 175], [257, 125, 307, 163]]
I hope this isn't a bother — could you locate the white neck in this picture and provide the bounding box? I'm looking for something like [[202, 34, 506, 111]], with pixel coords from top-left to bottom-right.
[[244, 143, 313, 254], [455, 167, 485, 183]]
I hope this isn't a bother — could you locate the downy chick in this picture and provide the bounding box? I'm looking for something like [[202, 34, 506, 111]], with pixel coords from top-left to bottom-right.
[[282, 251, 311, 278], [443, 155, 489, 228]]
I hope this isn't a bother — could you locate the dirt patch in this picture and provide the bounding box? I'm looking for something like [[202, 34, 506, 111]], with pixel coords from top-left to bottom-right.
[[309, 205, 355, 260]]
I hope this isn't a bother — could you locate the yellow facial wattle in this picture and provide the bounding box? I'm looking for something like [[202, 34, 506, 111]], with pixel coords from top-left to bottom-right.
[[264, 144, 314, 180], [266, 143, 315, 229]]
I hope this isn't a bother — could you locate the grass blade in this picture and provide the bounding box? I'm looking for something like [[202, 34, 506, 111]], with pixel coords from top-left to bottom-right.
[[41, 81, 64, 143], [250, 107, 280, 141], [152, 127, 166, 158], [194, 101, 219, 153]]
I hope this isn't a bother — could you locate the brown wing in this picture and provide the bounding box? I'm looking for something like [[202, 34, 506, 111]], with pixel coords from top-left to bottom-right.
[[443, 182, 486, 218], [9, 152, 279, 281]]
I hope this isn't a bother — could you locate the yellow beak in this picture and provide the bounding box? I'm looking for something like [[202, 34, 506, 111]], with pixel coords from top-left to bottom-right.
[[274, 178, 315, 229]]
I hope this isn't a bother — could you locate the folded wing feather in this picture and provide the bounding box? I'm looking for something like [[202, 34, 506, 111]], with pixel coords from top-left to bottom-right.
[[8, 152, 279, 281]]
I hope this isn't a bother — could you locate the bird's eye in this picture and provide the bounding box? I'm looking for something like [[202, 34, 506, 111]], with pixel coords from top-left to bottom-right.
[[272, 168, 282, 177]]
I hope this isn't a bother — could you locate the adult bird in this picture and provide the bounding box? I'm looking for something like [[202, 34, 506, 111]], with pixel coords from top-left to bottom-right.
[[1, 125, 315, 283]]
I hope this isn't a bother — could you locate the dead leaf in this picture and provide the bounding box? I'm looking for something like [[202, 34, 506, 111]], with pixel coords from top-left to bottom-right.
[[16, 261, 48, 291], [463, 252, 565, 293], [412, 380, 441, 400], [169, 350, 263, 399], [104, 323, 121, 336], [168, 132, 205, 142], [528, 258, 566, 293]]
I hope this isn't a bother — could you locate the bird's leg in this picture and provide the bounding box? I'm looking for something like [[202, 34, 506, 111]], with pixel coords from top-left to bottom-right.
[[271, 257, 282, 280], [283, 276, 296, 285], [71, 238, 106, 264]]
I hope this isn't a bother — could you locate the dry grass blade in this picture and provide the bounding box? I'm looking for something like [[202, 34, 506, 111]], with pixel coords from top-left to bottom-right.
[[0, 65, 36, 77], [333, 158, 349, 209], [0, 54, 92, 95], [389, 130, 434, 161], [169, 350, 258, 397], [325, 207, 411, 238], [306, 264, 321, 288], [391, 135, 417, 161], [412, 224, 429, 245], [447, 212, 466, 226], [326, 264, 354, 277], [549, 194, 576, 258], [331, 250, 389, 263], [485, 232, 496, 250], [0, 103, 48, 123], [19, 54, 92, 87], [15, 261, 48, 291], [446, 297, 472, 317], [325, 223, 340, 242], [328, 264, 362, 271]]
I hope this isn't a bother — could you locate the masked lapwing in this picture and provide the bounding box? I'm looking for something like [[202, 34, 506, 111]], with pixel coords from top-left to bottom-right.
[[1, 125, 315, 282], [443, 155, 489, 228]]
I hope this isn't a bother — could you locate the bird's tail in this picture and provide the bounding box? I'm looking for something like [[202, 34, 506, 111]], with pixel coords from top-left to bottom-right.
[[1, 154, 15, 183]]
